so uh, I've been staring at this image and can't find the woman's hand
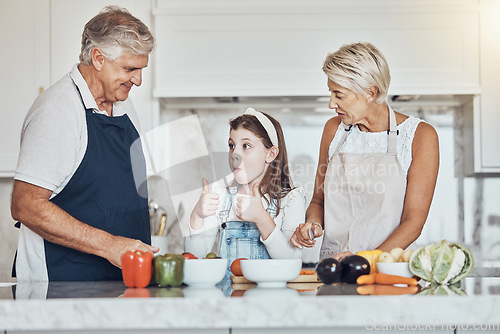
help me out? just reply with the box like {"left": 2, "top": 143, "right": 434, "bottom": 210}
{"left": 190, "top": 178, "right": 219, "bottom": 229}
{"left": 333, "top": 251, "right": 353, "bottom": 261}
{"left": 290, "top": 221, "right": 323, "bottom": 248}
{"left": 235, "top": 183, "right": 268, "bottom": 223}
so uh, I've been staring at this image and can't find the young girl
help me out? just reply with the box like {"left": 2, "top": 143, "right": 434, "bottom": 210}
{"left": 184, "top": 108, "right": 305, "bottom": 271}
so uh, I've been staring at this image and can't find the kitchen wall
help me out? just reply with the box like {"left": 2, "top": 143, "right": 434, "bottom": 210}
{"left": 0, "top": 179, "right": 17, "bottom": 281}
{"left": 154, "top": 96, "right": 500, "bottom": 267}
{"left": 1, "top": 0, "right": 498, "bottom": 281}
{"left": 0, "top": 96, "right": 499, "bottom": 278}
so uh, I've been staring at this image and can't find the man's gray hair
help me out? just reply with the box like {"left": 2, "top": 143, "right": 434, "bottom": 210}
{"left": 79, "top": 6, "right": 155, "bottom": 65}
{"left": 323, "top": 42, "right": 391, "bottom": 104}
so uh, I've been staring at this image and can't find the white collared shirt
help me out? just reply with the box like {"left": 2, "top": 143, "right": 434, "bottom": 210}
{"left": 15, "top": 64, "right": 141, "bottom": 196}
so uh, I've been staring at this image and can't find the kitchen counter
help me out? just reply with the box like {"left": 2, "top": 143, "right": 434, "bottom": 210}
{"left": 0, "top": 277, "right": 499, "bottom": 333}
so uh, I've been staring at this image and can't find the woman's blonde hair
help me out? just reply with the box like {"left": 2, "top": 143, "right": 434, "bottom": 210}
{"left": 322, "top": 42, "right": 391, "bottom": 104}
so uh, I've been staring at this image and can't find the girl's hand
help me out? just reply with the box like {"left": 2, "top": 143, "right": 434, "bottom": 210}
{"left": 235, "top": 183, "right": 267, "bottom": 223}
{"left": 290, "top": 221, "right": 323, "bottom": 248}
{"left": 192, "top": 178, "right": 219, "bottom": 220}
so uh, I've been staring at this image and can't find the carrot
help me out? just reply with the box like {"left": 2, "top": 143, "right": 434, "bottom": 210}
{"left": 300, "top": 269, "right": 315, "bottom": 275}
{"left": 374, "top": 273, "right": 418, "bottom": 286}
{"left": 357, "top": 273, "right": 418, "bottom": 286}
{"left": 357, "top": 274, "right": 376, "bottom": 285}
{"left": 373, "top": 284, "right": 418, "bottom": 295}
{"left": 357, "top": 284, "right": 418, "bottom": 295}
{"left": 357, "top": 285, "right": 376, "bottom": 295}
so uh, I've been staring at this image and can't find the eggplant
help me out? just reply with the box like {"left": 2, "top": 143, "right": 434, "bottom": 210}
{"left": 316, "top": 283, "right": 360, "bottom": 295}
{"left": 340, "top": 255, "right": 371, "bottom": 284}
{"left": 315, "top": 258, "right": 342, "bottom": 284}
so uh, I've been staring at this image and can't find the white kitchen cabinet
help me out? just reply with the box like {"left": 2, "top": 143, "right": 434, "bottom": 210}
{"left": 463, "top": 0, "right": 500, "bottom": 174}
{"left": 152, "top": 0, "right": 480, "bottom": 98}
{"left": 474, "top": 0, "right": 500, "bottom": 172}
{"left": 0, "top": 0, "right": 50, "bottom": 176}
{"left": 153, "top": 0, "right": 500, "bottom": 173}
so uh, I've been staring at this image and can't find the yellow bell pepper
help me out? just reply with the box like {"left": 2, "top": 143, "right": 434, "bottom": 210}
{"left": 356, "top": 250, "right": 383, "bottom": 274}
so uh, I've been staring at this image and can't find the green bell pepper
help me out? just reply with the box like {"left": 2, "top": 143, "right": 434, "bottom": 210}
{"left": 153, "top": 253, "right": 184, "bottom": 287}
{"left": 155, "top": 287, "right": 184, "bottom": 298}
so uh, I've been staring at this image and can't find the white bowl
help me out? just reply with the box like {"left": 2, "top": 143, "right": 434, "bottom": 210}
{"left": 240, "top": 259, "right": 302, "bottom": 288}
{"left": 183, "top": 259, "right": 228, "bottom": 287}
{"left": 244, "top": 286, "right": 300, "bottom": 298}
{"left": 183, "top": 286, "right": 225, "bottom": 299}
{"left": 376, "top": 262, "right": 413, "bottom": 278}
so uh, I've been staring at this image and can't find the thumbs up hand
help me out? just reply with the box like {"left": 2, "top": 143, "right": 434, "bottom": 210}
{"left": 235, "top": 183, "right": 267, "bottom": 223}
{"left": 192, "top": 178, "right": 219, "bottom": 220}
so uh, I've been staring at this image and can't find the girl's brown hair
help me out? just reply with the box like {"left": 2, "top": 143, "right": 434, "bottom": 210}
{"left": 229, "top": 112, "right": 294, "bottom": 216}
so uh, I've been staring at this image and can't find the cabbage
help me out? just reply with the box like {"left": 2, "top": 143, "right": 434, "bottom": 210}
{"left": 409, "top": 240, "right": 473, "bottom": 285}
{"left": 418, "top": 284, "right": 467, "bottom": 296}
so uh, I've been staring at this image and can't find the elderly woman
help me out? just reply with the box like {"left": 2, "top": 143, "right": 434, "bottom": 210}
{"left": 290, "top": 42, "right": 439, "bottom": 260}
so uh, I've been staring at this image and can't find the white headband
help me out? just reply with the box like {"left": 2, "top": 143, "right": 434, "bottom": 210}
{"left": 244, "top": 107, "right": 279, "bottom": 147}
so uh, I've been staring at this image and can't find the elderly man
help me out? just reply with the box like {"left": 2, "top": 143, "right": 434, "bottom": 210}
{"left": 11, "top": 6, "right": 157, "bottom": 281}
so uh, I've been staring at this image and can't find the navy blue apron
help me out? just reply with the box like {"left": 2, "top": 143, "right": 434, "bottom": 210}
{"left": 42, "top": 83, "right": 150, "bottom": 281}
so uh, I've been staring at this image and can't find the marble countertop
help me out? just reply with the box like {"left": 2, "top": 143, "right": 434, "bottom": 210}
{"left": 0, "top": 277, "right": 499, "bottom": 331}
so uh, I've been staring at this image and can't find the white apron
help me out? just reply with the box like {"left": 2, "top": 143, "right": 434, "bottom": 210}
{"left": 320, "top": 106, "right": 407, "bottom": 259}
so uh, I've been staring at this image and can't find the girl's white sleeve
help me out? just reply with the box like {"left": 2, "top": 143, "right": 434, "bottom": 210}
{"left": 261, "top": 187, "right": 305, "bottom": 259}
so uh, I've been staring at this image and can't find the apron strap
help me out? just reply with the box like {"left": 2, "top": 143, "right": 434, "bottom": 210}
{"left": 387, "top": 106, "right": 398, "bottom": 155}
{"left": 265, "top": 198, "right": 278, "bottom": 218}
{"left": 70, "top": 78, "right": 91, "bottom": 111}
{"left": 332, "top": 122, "right": 352, "bottom": 156}
{"left": 219, "top": 186, "right": 237, "bottom": 225}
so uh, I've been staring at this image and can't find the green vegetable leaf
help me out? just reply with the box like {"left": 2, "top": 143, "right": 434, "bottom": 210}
{"left": 409, "top": 245, "right": 432, "bottom": 281}
{"left": 409, "top": 240, "right": 474, "bottom": 285}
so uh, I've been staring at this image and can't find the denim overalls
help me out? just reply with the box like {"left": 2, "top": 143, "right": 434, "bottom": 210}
{"left": 218, "top": 186, "right": 276, "bottom": 276}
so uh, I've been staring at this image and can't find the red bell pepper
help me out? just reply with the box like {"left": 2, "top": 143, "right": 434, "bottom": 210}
{"left": 124, "top": 288, "right": 151, "bottom": 298}
{"left": 121, "top": 250, "right": 153, "bottom": 288}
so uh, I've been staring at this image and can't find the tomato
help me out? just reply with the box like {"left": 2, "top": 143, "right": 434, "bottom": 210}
{"left": 230, "top": 258, "right": 247, "bottom": 276}
{"left": 182, "top": 252, "right": 198, "bottom": 260}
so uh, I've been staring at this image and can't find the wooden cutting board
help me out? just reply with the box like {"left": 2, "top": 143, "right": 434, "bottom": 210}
{"left": 230, "top": 273, "right": 320, "bottom": 284}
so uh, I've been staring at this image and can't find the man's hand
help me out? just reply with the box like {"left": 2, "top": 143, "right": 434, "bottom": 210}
{"left": 11, "top": 180, "right": 158, "bottom": 269}
{"left": 106, "top": 236, "right": 158, "bottom": 268}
